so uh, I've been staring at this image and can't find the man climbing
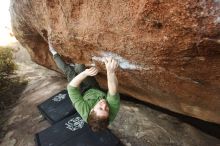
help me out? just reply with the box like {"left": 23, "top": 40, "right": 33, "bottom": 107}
{"left": 49, "top": 42, "right": 120, "bottom": 132}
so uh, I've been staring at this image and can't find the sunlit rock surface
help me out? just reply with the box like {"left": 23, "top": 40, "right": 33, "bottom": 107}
{"left": 10, "top": 0, "right": 220, "bottom": 123}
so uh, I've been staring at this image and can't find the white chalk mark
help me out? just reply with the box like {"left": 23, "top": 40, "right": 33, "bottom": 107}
{"left": 52, "top": 93, "right": 66, "bottom": 102}
{"left": 92, "top": 51, "right": 147, "bottom": 70}
{"left": 215, "top": 17, "right": 220, "bottom": 24}
{"left": 65, "top": 116, "right": 84, "bottom": 131}
{"left": 92, "top": 51, "right": 203, "bottom": 85}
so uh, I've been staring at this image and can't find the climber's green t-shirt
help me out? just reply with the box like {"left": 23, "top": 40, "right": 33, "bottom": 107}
{"left": 67, "top": 85, "right": 120, "bottom": 123}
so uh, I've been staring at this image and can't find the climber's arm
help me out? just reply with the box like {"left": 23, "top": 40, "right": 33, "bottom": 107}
{"left": 104, "top": 57, "right": 118, "bottom": 96}
{"left": 68, "top": 67, "right": 99, "bottom": 88}
{"left": 104, "top": 57, "right": 120, "bottom": 122}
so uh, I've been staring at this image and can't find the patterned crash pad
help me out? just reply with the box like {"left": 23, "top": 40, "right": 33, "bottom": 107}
{"left": 38, "top": 90, "right": 76, "bottom": 124}
{"left": 35, "top": 113, "right": 123, "bottom": 146}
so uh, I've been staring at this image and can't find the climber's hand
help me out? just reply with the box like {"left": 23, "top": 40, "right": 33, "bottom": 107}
{"left": 83, "top": 67, "right": 99, "bottom": 76}
{"left": 104, "top": 57, "right": 118, "bottom": 73}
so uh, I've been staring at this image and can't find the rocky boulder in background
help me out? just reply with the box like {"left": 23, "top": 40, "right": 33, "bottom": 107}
{"left": 10, "top": 0, "right": 220, "bottom": 123}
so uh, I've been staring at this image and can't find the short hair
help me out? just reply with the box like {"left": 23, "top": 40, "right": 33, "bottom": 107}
{"left": 88, "top": 109, "right": 109, "bottom": 132}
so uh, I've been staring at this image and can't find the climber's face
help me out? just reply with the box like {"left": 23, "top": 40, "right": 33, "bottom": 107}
{"left": 93, "top": 99, "right": 109, "bottom": 118}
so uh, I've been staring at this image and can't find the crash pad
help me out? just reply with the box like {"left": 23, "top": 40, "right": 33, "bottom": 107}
{"left": 35, "top": 113, "right": 123, "bottom": 146}
{"left": 38, "top": 90, "right": 76, "bottom": 124}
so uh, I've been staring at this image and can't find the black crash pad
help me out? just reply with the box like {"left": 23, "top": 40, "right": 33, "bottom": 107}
{"left": 38, "top": 90, "right": 76, "bottom": 124}
{"left": 35, "top": 113, "right": 123, "bottom": 146}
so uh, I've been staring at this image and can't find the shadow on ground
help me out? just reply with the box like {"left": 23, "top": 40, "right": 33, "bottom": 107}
{"left": 121, "top": 95, "right": 220, "bottom": 139}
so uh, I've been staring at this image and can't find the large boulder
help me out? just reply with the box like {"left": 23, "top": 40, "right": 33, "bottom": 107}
{"left": 10, "top": 0, "right": 220, "bottom": 123}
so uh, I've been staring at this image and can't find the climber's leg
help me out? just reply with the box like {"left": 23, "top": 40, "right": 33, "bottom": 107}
{"left": 53, "top": 54, "right": 77, "bottom": 82}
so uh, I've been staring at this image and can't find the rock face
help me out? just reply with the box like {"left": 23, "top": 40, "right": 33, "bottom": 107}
{"left": 10, "top": 0, "right": 220, "bottom": 123}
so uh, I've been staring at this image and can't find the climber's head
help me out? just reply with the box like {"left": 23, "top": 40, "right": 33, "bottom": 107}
{"left": 88, "top": 99, "right": 109, "bottom": 132}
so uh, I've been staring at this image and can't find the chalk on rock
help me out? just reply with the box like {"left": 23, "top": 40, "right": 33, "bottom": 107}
{"left": 37, "top": 90, "right": 76, "bottom": 124}
{"left": 35, "top": 113, "right": 123, "bottom": 146}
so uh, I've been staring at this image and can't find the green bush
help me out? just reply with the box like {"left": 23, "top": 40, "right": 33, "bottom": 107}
{"left": 0, "top": 46, "right": 27, "bottom": 140}
{"left": 0, "top": 46, "right": 21, "bottom": 108}
{"left": 0, "top": 46, "right": 27, "bottom": 103}
{"left": 0, "top": 46, "right": 16, "bottom": 82}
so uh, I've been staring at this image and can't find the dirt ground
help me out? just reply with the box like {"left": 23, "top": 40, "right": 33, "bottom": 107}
{"left": 0, "top": 43, "right": 220, "bottom": 146}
